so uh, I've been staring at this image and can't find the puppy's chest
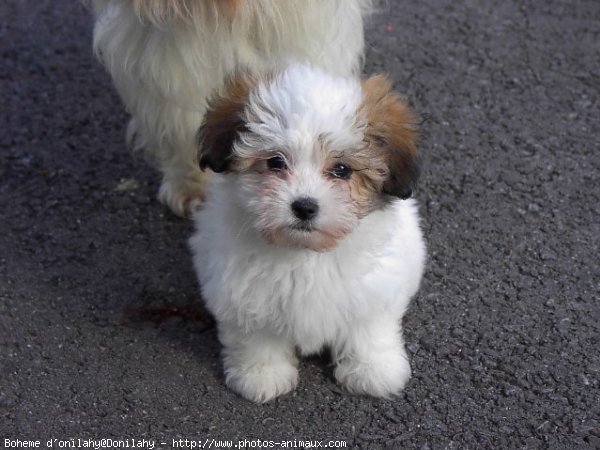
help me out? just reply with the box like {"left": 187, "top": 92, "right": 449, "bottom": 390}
{"left": 230, "top": 251, "right": 369, "bottom": 331}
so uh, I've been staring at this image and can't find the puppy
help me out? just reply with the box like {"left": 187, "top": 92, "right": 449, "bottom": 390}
{"left": 91, "top": 0, "right": 372, "bottom": 216}
{"left": 189, "top": 64, "right": 426, "bottom": 402}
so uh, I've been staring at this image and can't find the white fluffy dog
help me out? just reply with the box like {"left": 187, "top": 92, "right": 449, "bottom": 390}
{"left": 91, "top": 0, "right": 372, "bottom": 216}
{"left": 189, "top": 64, "right": 426, "bottom": 402}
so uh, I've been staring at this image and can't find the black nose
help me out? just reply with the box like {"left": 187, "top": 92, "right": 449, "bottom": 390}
{"left": 291, "top": 197, "right": 319, "bottom": 221}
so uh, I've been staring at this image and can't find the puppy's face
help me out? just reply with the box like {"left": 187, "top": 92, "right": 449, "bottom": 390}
{"left": 198, "top": 65, "right": 420, "bottom": 251}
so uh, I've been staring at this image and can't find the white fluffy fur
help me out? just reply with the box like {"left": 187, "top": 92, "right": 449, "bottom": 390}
{"left": 189, "top": 65, "right": 426, "bottom": 402}
{"left": 92, "top": 0, "right": 372, "bottom": 216}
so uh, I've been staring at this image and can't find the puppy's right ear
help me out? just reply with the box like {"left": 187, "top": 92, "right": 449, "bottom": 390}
{"left": 197, "top": 75, "right": 255, "bottom": 173}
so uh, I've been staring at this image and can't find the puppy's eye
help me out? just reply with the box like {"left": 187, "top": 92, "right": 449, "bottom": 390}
{"left": 267, "top": 155, "right": 288, "bottom": 171}
{"left": 330, "top": 163, "right": 352, "bottom": 179}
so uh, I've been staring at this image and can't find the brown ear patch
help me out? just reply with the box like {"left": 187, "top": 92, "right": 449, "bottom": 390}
{"left": 360, "top": 75, "right": 420, "bottom": 199}
{"left": 197, "top": 74, "right": 257, "bottom": 173}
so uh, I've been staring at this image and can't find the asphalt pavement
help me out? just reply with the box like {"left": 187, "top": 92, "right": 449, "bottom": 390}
{"left": 1, "top": 0, "right": 599, "bottom": 448}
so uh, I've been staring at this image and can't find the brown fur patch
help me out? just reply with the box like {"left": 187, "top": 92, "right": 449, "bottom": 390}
{"left": 347, "top": 166, "right": 386, "bottom": 216}
{"left": 198, "top": 72, "right": 279, "bottom": 173}
{"left": 360, "top": 75, "right": 419, "bottom": 199}
{"left": 221, "top": 0, "right": 242, "bottom": 18}
{"left": 197, "top": 73, "right": 257, "bottom": 173}
{"left": 322, "top": 151, "right": 387, "bottom": 217}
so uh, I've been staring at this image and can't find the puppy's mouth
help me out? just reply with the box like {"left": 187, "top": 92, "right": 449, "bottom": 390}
{"left": 290, "top": 222, "right": 316, "bottom": 232}
{"left": 261, "top": 223, "right": 343, "bottom": 252}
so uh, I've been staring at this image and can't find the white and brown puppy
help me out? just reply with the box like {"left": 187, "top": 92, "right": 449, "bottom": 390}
{"left": 189, "top": 64, "right": 426, "bottom": 402}
{"left": 91, "top": 0, "right": 372, "bottom": 216}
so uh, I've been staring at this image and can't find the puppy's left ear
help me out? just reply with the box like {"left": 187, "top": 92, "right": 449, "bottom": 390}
{"left": 361, "top": 75, "right": 420, "bottom": 199}
{"left": 197, "top": 74, "right": 255, "bottom": 173}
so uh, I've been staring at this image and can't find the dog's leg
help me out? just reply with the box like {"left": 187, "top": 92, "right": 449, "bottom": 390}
{"left": 129, "top": 105, "right": 209, "bottom": 217}
{"left": 218, "top": 326, "right": 298, "bottom": 403}
{"left": 333, "top": 316, "right": 412, "bottom": 398}
{"left": 157, "top": 159, "right": 209, "bottom": 218}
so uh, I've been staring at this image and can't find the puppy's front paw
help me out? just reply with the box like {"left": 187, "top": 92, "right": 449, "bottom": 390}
{"left": 225, "top": 362, "right": 299, "bottom": 403}
{"left": 334, "top": 350, "right": 411, "bottom": 398}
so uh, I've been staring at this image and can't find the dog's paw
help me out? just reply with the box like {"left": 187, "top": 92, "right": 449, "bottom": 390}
{"left": 334, "top": 350, "right": 411, "bottom": 398}
{"left": 158, "top": 170, "right": 208, "bottom": 217}
{"left": 225, "top": 362, "right": 299, "bottom": 403}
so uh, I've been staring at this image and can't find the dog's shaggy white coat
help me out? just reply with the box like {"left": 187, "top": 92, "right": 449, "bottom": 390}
{"left": 92, "top": 0, "right": 372, "bottom": 216}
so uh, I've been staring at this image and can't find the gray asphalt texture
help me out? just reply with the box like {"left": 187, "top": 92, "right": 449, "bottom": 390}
{"left": 1, "top": 0, "right": 599, "bottom": 448}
